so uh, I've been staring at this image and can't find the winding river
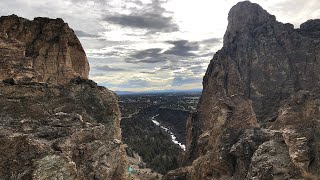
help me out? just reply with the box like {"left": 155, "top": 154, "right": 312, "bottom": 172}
{"left": 151, "top": 114, "right": 186, "bottom": 151}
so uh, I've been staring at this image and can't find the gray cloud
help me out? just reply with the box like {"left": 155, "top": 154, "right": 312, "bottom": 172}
{"left": 118, "top": 79, "right": 150, "bottom": 88}
{"left": 131, "top": 48, "right": 162, "bottom": 59}
{"left": 164, "top": 40, "right": 199, "bottom": 57}
{"left": 69, "top": 0, "right": 104, "bottom": 3}
{"left": 125, "top": 48, "right": 167, "bottom": 63}
{"left": 98, "top": 81, "right": 117, "bottom": 88}
{"left": 74, "top": 30, "right": 100, "bottom": 38}
{"left": 172, "top": 76, "right": 202, "bottom": 86}
{"left": 124, "top": 39, "right": 208, "bottom": 64}
{"left": 140, "top": 71, "right": 157, "bottom": 74}
{"left": 103, "top": 0, "right": 179, "bottom": 33}
{"left": 201, "top": 38, "right": 222, "bottom": 45}
{"left": 160, "top": 65, "right": 181, "bottom": 71}
{"left": 188, "top": 65, "right": 206, "bottom": 75}
{"left": 93, "top": 65, "right": 128, "bottom": 72}
{"left": 105, "top": 13, "right": 178, "bottom": 32}
{"left": 125, "top": 57, "right": 166, "bottom": 64}
{"left": 87, "top": 49, "right": 129, "bottom": 58}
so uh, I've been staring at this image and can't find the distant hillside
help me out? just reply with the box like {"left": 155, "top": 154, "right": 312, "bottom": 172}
{"left": 115, "top": 89, "right": 202, "bottom": 95}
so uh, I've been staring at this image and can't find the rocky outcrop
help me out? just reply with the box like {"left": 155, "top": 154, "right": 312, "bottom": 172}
{"left": 163, "top": 166, "right": 192, "bottom": 180}
{"left": 166, "top": 1, "right": 320, "bottom": 179}
{"left": 0, "top": 15, "right": 128, "bottom": 180}
{"left": 0, "top": 79, "right": 127, "bottom": 179}
{"left": 0, "top": 15, "right": 89, "bottom": 85}
{"left": 0, "top": 79, "right": 128, "bottom": 180}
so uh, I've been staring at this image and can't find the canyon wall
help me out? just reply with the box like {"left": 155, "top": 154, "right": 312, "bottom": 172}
{"left": 0, "top": 15, "right": 128, "bottom": 180}
{"left": 165, "top": 1, "right": 320, "bottom": 179}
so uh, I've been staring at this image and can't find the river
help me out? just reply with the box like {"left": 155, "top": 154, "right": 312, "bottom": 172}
{"left": 151, "top": 114, "right": 186, "bottom": 151}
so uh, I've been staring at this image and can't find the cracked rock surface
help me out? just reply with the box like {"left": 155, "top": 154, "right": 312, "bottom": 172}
{"left": 0, "top": 80, "right": 128, "bottom": 180}
{"left": 165, "top": 1, "right": 320, "bottom": 179}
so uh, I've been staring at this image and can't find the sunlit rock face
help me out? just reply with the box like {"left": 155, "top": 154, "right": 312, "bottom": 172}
{"left": 0, "top": 15, "right": 89, "bottom": 85}
{"left": 0, "top": 15, "right": 128, "bottom": 180}
{"left": 165, "top": 1, "right": 320, "bottom": 179}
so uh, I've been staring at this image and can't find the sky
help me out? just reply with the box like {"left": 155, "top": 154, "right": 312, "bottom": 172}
{"left": 1, "top": 0, "right": 319, "bottom": 91}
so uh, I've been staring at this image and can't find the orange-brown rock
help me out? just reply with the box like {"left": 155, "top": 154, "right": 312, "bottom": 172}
{"left": 0, "top": 15, "right": 89, "bottom": 85}
{"left": 167, "top": 1, "right": 320, "bottom": 179}
{"left": 0, "top": 15, "right": 128, "bottom": 180}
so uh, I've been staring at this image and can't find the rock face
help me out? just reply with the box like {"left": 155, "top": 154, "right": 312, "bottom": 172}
{"left": 0, "top": 15, "right": 128, "bottom": 180}
{"left": 0, "top": 15, "right": 89, "bottom": 85}
{"left": 165, "top": 1, "right": 320, "bottom": 179}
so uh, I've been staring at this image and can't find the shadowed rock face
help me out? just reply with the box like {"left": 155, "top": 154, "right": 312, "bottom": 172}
{"left": 165, "top": 1, "right": 320, "bottom": 180}
{"left": 0, "top": 15, "right": 89, "bottom": 85}
{"left": 0, "top": 15, "right": 128, "bottom": 180}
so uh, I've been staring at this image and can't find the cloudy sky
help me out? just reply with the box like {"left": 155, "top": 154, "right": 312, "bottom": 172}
{"left": 1, "top": 0, "right": 319, "bottom": 91}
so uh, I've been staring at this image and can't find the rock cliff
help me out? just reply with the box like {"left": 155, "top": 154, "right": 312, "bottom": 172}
{"left": 0, "top": 15, "right": 127, "bottom": 180}
{"left": 165, "top": 1, "right": 320, "bottom": 179}
{"left": 0, "top": 15, "right": 89, "bottom": 85}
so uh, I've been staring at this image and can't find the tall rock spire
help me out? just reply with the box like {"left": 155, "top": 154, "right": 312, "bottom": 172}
{"left": 165, "top": 1, "right": 320, "bottom": 179}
